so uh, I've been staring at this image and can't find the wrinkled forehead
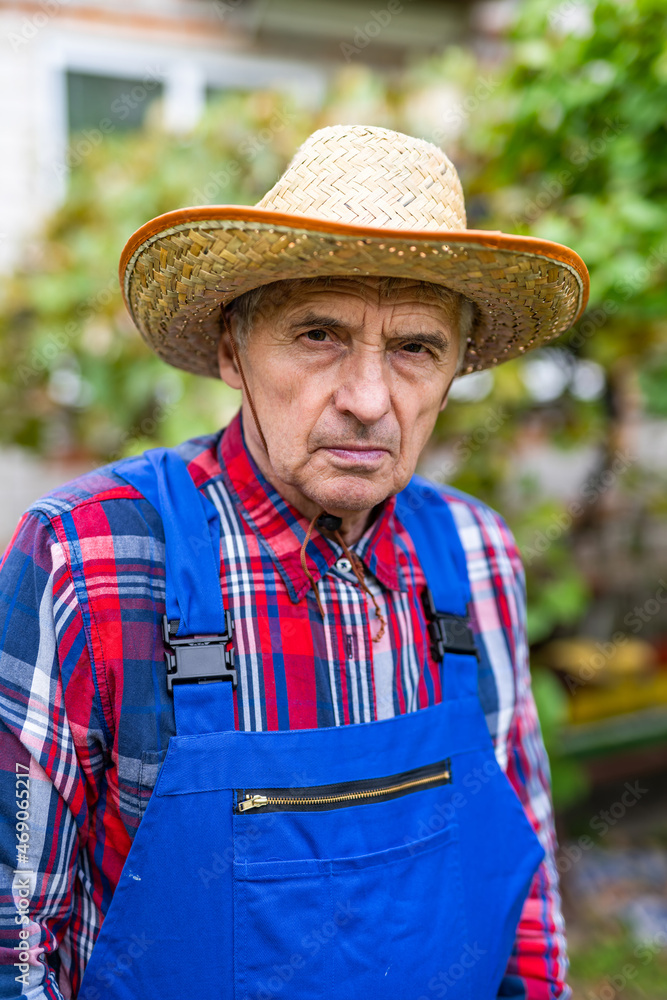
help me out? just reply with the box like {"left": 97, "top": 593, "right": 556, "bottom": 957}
{"left": 251, "top": 275, "right": 460, "bottom": 318}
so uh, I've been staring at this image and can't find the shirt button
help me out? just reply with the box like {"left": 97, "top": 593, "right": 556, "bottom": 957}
{"left": 336, "top": 557, "right": 353, "bottom": 573}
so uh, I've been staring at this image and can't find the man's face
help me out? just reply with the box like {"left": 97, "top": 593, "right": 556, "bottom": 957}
{"left": 218, "top": 277, "right": 460, "bottom": 517}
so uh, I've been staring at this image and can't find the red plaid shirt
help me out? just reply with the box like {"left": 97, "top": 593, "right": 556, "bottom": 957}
{"left": 0, "top": 412, "right": 569, "bottom": 998}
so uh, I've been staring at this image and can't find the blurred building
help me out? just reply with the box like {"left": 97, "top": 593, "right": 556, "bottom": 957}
{"left": 0, "top": 0, "right": 497, "bottom": 274}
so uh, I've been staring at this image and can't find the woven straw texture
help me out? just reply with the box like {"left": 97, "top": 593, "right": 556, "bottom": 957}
{"left": 122, "top": 125, "right": 588, "bottom": 379}
{"left": 257, "top": 125, "right": 467, "bottom": 230}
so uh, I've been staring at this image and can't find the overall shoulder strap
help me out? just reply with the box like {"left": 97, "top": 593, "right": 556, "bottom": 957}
{"left": 114, "top": 448, "right": 235, "bottom": 734}
{"left": 395, "top": 475, "right": 479, "bottom": 700}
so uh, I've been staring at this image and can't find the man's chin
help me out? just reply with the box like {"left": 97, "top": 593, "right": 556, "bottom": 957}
{"left": 308, "top": 474, "right": 394, "bottom": 515}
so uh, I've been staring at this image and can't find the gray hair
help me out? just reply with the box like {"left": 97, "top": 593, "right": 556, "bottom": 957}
{"left": 224, "top": 276, "right": 475, "bottom": 374}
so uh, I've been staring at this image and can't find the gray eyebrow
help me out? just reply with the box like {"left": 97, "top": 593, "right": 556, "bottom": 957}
{"left": 289, "top": 312, "right": 345, "bottom": 329}
{"left": 290, "top": 313, "right": 451, "bottom": 352}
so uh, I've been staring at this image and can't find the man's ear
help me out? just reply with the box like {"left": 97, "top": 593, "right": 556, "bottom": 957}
{"left": 217, "top": 315, "right": 243, "bottom": 391}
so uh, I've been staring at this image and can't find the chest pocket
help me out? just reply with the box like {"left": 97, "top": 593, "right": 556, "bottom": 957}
{"left": 232, "top": 758, "right": 470, "bottom": 1000}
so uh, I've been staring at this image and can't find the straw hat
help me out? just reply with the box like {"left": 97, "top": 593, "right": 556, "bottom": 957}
{"left": 119, "top": 124, "right": 589, "bottom": 379}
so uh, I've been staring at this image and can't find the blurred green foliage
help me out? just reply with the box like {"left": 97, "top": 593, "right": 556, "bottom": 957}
{"left": 1, "top": 3, "right": 666, "bottom": 809}
{"left": 428, "top": 0, "right": 667, "bottom": 654}
{"left": 460, "top": 0, "right": 667, "bottom": 364}
{"left": 568, "top": 923, "right": 667, "bottom": 997}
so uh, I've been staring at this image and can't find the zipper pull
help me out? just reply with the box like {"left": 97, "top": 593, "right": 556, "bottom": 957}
{"left": 238, "top": 794, "right": 269, "bottom": 813}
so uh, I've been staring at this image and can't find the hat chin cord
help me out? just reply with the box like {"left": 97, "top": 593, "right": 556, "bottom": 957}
{"left": 220, "top": 306, "right": 386, "bottom": 640}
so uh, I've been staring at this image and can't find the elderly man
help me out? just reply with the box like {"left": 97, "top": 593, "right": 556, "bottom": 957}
{"left": 0, "top": 126, "right": 588, "bottom": 1000}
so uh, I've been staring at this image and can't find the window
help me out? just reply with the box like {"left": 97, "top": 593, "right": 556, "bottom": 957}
{"left": 66, "top": 71, "right": 164, "bottom": 134}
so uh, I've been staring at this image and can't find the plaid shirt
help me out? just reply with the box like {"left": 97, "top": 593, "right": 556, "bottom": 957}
{"left": 0, "top": 412, "right": 569, "bottom": 999}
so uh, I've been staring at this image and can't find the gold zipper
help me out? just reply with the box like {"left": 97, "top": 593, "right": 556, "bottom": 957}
{"left": 237, "top": 763, "right": 451, "bottom": 813}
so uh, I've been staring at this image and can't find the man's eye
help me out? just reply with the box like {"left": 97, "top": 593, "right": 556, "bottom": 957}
{"left": 305, "top": 329, "right": 329, "bottom": 342}
{"left": 402, "top": 342, "right": 425, "bottom": 354}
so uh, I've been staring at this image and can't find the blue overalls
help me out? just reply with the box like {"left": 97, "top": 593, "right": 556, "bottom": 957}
{"left": 76, "top": 449, "right": 545, "bottom": 1000}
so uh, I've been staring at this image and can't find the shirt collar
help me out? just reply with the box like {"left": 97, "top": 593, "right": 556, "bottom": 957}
{"left": 217, "top": 412, "right": 404, "bottom": 603}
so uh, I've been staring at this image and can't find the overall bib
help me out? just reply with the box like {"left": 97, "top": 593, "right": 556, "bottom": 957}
{"left": 77, "top": 450, "right": 545, "bottom": 1000}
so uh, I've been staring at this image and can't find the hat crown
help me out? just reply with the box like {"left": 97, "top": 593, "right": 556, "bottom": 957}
{"left": 256, "top": 124, "right": 467, "bottom": 231}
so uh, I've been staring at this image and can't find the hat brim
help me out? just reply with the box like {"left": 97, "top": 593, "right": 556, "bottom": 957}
{"left": 119, "top": 206, "right": 589, "bottom": 379}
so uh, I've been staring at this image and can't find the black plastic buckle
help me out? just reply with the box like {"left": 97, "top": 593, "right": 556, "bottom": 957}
{"left": 162, "top": 612, "right": 236, "bottom": 693}
{"left": 421, "top": 587, "right": 479, "bottom": 662}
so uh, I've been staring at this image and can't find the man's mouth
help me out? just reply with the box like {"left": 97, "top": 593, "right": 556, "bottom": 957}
{"left": 323, "top": 446, "right": 390, "bottom": 466}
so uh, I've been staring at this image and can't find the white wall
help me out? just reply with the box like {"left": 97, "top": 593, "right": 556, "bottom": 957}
{"left": 0, "top": 2, "right": 326, "bottom": 273}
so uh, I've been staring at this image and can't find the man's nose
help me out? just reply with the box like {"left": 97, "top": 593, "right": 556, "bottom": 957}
{"left": 333, "top": 348, "right": 392, "bottom": 425}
